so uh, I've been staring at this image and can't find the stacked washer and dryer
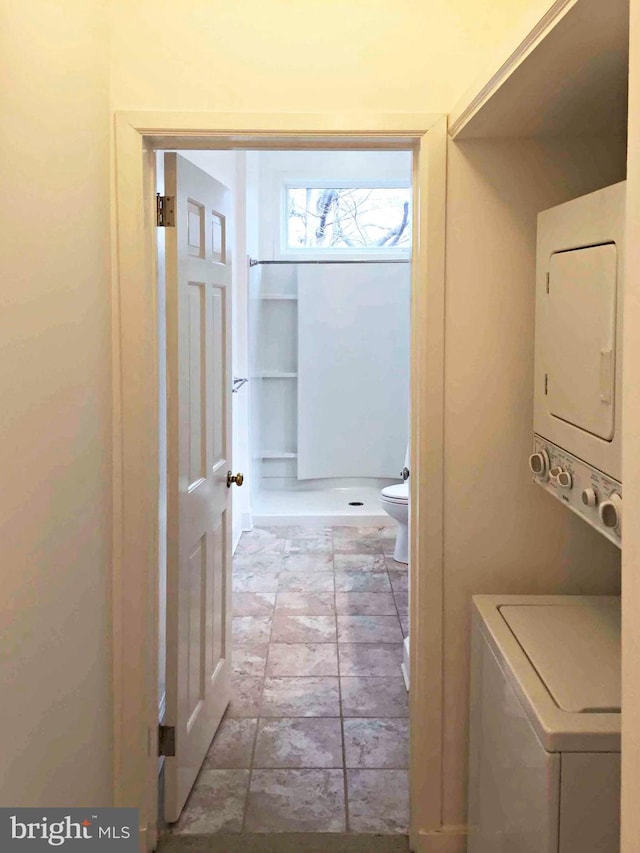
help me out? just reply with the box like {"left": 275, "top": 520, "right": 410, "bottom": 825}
{"left": 468, "top": 183, "right": 625, "bottom": 853}
{"left": 529, "top": 182, "right": 625, "bottom": 545}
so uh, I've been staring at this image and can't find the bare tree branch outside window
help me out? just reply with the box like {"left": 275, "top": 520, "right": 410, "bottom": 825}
{"left": 287, "top": 187, "right": 411, "bottom": 249}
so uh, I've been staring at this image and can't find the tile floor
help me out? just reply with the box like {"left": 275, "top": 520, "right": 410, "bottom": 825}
{"left": 170, "top": 525, "right": 409, "bottom": 836}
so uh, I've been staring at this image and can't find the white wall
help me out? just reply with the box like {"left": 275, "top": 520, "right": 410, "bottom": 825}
{"left": 0, "top": 0, "right": 113, "bottom": 807}
{"left": 441, "top": 136, "right": 626, "bottom": 828}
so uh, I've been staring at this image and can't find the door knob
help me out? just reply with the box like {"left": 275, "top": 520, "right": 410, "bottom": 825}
{"left": 227, "top": 471, "right": 244, "bottom": 488}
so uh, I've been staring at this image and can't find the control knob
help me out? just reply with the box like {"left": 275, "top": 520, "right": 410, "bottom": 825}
{"left": 528, "top": 450, "right": 550, "bottom": 478}
{"left": 581, "top": 488, "right": 598, "bottom": 508}
{"left": 599, "top": 493, "right": 622, "bottom": 532}
{"left": 556, "top": 470, "right": 573, "bottom": 490}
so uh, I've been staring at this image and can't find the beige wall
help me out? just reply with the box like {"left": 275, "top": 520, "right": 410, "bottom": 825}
{"left": 0, "top": 0, "right": 113, "bottom": 806}
{"left": 622, "top": 2, "right": 640, "bottom": 851}
{"left": 109, "top": 0, "right": 552, "bottom": 114}
{"left": 442, "top": 136, "right": 626, "bottom": 827}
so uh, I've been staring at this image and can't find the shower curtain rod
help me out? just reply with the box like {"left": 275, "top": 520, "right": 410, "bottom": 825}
{"left": 249, "top": 258, "right": 410, "bottom": 266}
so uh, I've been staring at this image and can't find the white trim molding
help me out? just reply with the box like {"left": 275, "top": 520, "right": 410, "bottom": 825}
{"left": 111, "top": 111, "right": 446, "bottom": 850}
{"left": 408, "top": 114, "right": 448, "bottom": 848}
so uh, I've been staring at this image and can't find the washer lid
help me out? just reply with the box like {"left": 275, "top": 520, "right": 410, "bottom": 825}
{"left": 499, "top": 599, "right": 621, "bottom": 713}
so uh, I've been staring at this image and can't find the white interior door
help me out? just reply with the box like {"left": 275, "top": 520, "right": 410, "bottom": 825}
{"left": 164, "top": 152, "right": 233, "bottom": 822}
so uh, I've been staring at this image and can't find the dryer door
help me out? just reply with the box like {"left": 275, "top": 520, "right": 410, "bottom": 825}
{"left": 545, "top": 244, "right": 618, "bottom": 441}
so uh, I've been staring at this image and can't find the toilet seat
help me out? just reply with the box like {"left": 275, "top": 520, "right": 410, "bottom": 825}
{"left": 381, "top": 483, "right": 409, "bottom": 504}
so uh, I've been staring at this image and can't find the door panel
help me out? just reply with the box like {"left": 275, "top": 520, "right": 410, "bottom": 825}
{"left": 187, "top": 536, "right": 206, "bottom": 724}
{"left": 164, "top": 153, "right": 233, "bottom": 823}
{"left": 546, "top": 244, "right": 617, "bottom": 440}
{"left": 212, "top": 287, "right": 226, "bottom": 463}
{"left": 187, "top": 282, "right": 206, "bottom": 486}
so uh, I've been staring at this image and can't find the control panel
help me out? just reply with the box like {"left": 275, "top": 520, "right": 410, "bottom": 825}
{"left": 529, "top": 434, "right": 622, "bottom": 548}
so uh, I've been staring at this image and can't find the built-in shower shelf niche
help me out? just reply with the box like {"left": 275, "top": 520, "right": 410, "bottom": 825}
{"left": 253, "top": 372, "right": 298, "bottom": 379}
{"left": 259, "top": 295, "right": 298, "bottom": 301}
{"left": 252, "top": 262, "right": 299, "bottom": 484}
{"left": 255, "top": 373, "right": 297, "bottom": 459}
{"left": 255, "top": 298, "right": 297, "bottom": 374}
{"left": 258, "top": 455, "right": 298, "bottom": 481}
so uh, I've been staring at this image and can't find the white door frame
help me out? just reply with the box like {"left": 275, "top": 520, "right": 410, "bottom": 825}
{"left": 112, "top": 111, "right": 448, "bottom": 853}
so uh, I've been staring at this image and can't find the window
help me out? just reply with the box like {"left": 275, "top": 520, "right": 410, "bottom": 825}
{"left": 285, "top": 186, "right": 411, "bottom": 252}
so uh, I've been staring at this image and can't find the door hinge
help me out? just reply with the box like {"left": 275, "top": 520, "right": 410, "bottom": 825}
{"left": 156, "top": 194, "right": 175, "bottom": 227}
{"left": 158, "top": 725, "right": 176, "bottom": 757}
{"left": 546, "top": 272, "right": 550, "bottom": 293}
{"left": 544, "top": 373, "right": 548, "bottom": 395}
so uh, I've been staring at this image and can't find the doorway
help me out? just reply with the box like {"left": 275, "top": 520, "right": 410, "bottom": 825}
{"left": 157, "top": 147, "right": 412, "bottom": 836}
{"left": 112, "top": 112, "right": 446, "bottom": 853}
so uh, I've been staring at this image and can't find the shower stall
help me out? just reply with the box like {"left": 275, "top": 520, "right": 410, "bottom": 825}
{"left": 248, "top": 258, "right": 410, "bottom": 525}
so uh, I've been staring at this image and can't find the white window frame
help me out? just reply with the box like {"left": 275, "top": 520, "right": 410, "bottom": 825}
{"left": 279, "top": 177, "right": 412, "bottom": 261}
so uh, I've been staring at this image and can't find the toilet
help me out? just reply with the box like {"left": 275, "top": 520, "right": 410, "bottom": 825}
{"left": 380, "top": 481, "right": 409, "bottom": 563}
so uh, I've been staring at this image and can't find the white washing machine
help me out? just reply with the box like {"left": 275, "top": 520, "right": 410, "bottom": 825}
{"left": 530, "top": 182, "right": 626, "bottom": 547}
{"left": 468, "top": 594, "right": 621, "bottom": 853}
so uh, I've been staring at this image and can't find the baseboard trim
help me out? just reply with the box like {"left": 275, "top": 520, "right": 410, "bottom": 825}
{"left": 411, "top": 827, "right": 467, "bottom": 853}
{"left": 157, "top": 833, "right": 409, "bottom": 852}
